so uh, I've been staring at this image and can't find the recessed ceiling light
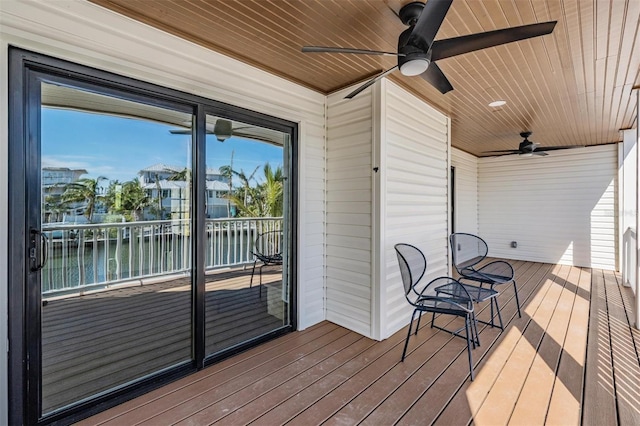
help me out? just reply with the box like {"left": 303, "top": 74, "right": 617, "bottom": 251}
{"left": 488, "top": 100, "right": 507, "bottom": 107}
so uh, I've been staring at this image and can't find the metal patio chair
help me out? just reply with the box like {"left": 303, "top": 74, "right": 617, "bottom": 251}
{"left": 450, "top": 233, "right": 521, "bottom": 330}
{"left": 394, "top": 243, "right": 478, "bottom": 381}
{"left": 250, "top": 230, "right": 283, "bottom": 297}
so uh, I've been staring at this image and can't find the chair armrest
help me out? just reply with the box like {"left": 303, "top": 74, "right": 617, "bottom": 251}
{"left": 416, "top": 294, "right": 473, "bottom": 313}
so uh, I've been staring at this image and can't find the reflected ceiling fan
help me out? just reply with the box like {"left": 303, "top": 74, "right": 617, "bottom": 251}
{"left": 169, "top": 119, "right": 268, "bottom": 143}
{"left": 481, "top": 132, "right": 583, "bottom": 157}
{"left": 301, "top": 0, "right": 556, "bottom": 99}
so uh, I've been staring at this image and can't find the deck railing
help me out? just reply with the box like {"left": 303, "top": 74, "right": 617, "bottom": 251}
{"left": 41, "top": 217, "right": 283, "bottom": 296}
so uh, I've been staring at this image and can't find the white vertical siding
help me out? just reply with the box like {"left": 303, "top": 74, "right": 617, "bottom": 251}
{"left": 451, "top": 148, "right": 479, "bottom": 235}
{"left": 478, "top": 144, "right": 617, "bottom": 269}
{"left": 0, "top": 2, "right": 327, "bottom": 418}
{"left": 325, "top": 89, "right": 374, "bottom": 337}
{"left": 381, "top": 81, "right": 450, "bottom": 338}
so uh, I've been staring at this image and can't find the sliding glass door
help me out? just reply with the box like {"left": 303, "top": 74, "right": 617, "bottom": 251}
{"left": 8, "top": 48, "right": 295, "bottom": 425}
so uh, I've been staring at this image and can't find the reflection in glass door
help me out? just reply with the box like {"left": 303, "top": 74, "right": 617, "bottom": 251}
{"left": 38, "top": 82, "right": 194, "bottom": 415}
{"left": 203, "top": 115, "right": 291, "bottom": 356}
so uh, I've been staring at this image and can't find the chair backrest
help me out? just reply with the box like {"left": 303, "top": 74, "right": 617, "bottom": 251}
{"left": 394, "top": 243, "right": 426, "bottom": 297}
{"left": 254, "top": 230, "right": 283, "bottom": 260}
{"left": 450, "top": 233, "right": 488, "bottom": 273}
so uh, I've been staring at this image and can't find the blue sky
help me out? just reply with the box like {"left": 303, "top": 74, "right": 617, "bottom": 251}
{"left": 41, "top": 108, "right": 284, "bottom": 185}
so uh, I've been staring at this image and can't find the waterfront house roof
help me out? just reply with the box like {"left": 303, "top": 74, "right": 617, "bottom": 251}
{"left": 139, "top": 163, "right": 222, "bottom": 176}
{"left": 141, "top": 180, "right": 228, "bottom": 191}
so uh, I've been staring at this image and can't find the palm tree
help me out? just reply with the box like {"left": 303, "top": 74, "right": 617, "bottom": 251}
{"left": 120, "top": 180, "right": 151, "bottom": 221}
{"left": 224, "top": 163, "right": 284, "bottom": 218}
{"left": 154, "top": 173, "right": 164, "bottom": 219}
{"left": 261, "top": 163, "right": 284, "bottom": 217}
{"left": 62, "top": 176, "right": 108, "bottom": 222}
{"left": 168, "top": 167, "right": 192, "bottom": 227}
{"left": 219, "top": 150, "right": 235, "bottom": 216}
{"left": 234, "top": 165, "right": 260, "bottom": 206}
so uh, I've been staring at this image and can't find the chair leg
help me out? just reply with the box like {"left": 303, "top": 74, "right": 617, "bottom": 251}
{"left": 490, "top": 294, "right": 495, "bottom": 326}
{"left": 493, "top": 297, "right": 504, "bottom": 330}
{"left": 471, "top": 311, "right": 480, "bottom": 347}
{"left": 258, "top": 264, "right": 265, "bottom": 298}
{"left": 415, "top": 312, "right": 422, "bottom": 335}
{"left": 465, "top": 315, "right": 475, "bottom": 381}
{"left": 513, "top": 280, "right": 522, "bottom": 318}
{"left": 250, "top": 260, "right": 258, "bottom": 287}
{"left": 402, "top": 310, "right": 418, "bottom": 361}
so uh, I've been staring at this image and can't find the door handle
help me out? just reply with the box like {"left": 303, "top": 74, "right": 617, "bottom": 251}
{"left": 29, "top": 228, "right": 48, "bottom": 271}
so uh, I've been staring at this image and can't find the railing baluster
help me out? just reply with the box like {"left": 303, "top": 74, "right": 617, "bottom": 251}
{"left": 116, "top": 227, "right": 122, "bottom": 281}
{"left": 138, "top": 225, "right": 144, "bottom": 277}
{"left": 128, "top": 225, "right": 134, "bottom": 279}
{"left": 77, "top": 229, "right": 85, "bottom": 288}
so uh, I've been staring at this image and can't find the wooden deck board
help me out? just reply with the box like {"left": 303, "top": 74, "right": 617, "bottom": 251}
{"left": 583, "top": 269, "right": 619, "bottom": 425}
{"left": 545, "top": 267, "right": 591, "bottom": 424}
{"left": 76, "top": 262, "right": 636, "bottom": 426}
{"left": 603, "top": 270, "right": 640, "bottom": 425}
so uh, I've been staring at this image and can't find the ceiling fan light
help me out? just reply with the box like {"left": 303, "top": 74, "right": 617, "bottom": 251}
{"left": 213, "top": 119, "right": 233, "bottom": 142}
{"left": 400, "top": 59, "right": 429, "bottom": 76}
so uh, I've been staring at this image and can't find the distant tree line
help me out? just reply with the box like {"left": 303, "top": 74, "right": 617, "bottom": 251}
{"left": 45, "top": 162, "right": 284, "bottom": 223}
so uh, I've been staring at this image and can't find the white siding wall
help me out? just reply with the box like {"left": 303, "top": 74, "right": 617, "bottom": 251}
{"left": 619, "top": 129, "right": 637, "bottom": 288}
{"left": 0, "top": 2, "right": 327, "bottom": 420}
{"left": 325, "top": 89, "right": 374, "bottom": 336}
{"left": 478, "top": 144, "right": 617, "bottom": 269}
{"left": 451, "top": 148, "right": 479, "bottom": 235}
{"left": 380, "top": 81, "right": 450, "bottom": 338}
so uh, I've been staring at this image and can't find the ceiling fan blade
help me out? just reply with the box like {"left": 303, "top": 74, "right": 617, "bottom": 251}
{"left": 345, "top": 66, "right": 398, "bottom": 99}
{"left": 230, "top": 131, "right": 276, "bottom": 145}
{"left": 420, "top": 62, "right": 453, "bottom": 94}
{"left": 481, "top": 152, "right": 520, "bottom": 157}
{"left": 529, "top": 151, "right": 549, "bottom": 156}
{"left": 482, "top": 149, "right": 521, "bottom": 153}
{"left": 534, "top": 145, "right": 585, "bottom": 152}
{"left": 302, "top": 46, "right": 403, "bottom": 57}
{"left": 170, "top": 129, "right": 215, "bottom": 135}
{"left": 409, "top": 0, "right": 453, "bottom": 51}
{"left": 430, "top": 21, "right": 557, "bottom": 61}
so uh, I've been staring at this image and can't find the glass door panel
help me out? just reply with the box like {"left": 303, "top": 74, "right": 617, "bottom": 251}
{"left": 39, "top": 82, "right": 194, "bottom": 414}
{"left": 203, "top": 115, "right": 291, "bottom": 356}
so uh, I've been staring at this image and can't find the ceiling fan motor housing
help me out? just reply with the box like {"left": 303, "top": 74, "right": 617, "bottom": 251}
{"left": 398, "top": 27, "right": 430, "bottom": 76}
{"left": 398, "top": 1, "right": 425, "bottom": 26}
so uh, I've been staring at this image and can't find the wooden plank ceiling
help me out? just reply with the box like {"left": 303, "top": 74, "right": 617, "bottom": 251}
{"left": 89, "top": 0, "right": 639, "bottom": 157}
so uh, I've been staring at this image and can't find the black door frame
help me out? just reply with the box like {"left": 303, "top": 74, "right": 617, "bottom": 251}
{"left": 8, "top": 47, "right": 298, "bottom": 425}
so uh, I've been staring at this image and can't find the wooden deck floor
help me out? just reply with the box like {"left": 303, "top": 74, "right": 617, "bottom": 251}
{"left": 77, "top": 261, "right": 640, "bottom": 425}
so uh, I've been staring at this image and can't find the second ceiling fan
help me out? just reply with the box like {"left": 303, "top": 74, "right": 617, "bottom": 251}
{"left": 481, "top": 132, "right": 583, "bottom": 157}
{"left": 302, "top": 0, "right": 556, "bottom": 99}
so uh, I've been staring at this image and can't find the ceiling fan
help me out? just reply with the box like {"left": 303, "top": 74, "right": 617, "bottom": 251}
{"left": 170, "top": 119, "right": 269, "bottom": 143}
{"left": 301, "top": 0, "right": 556, "bottom": 99}
{"left": 481, "top": 132, "right": 583, "bottom": 157}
